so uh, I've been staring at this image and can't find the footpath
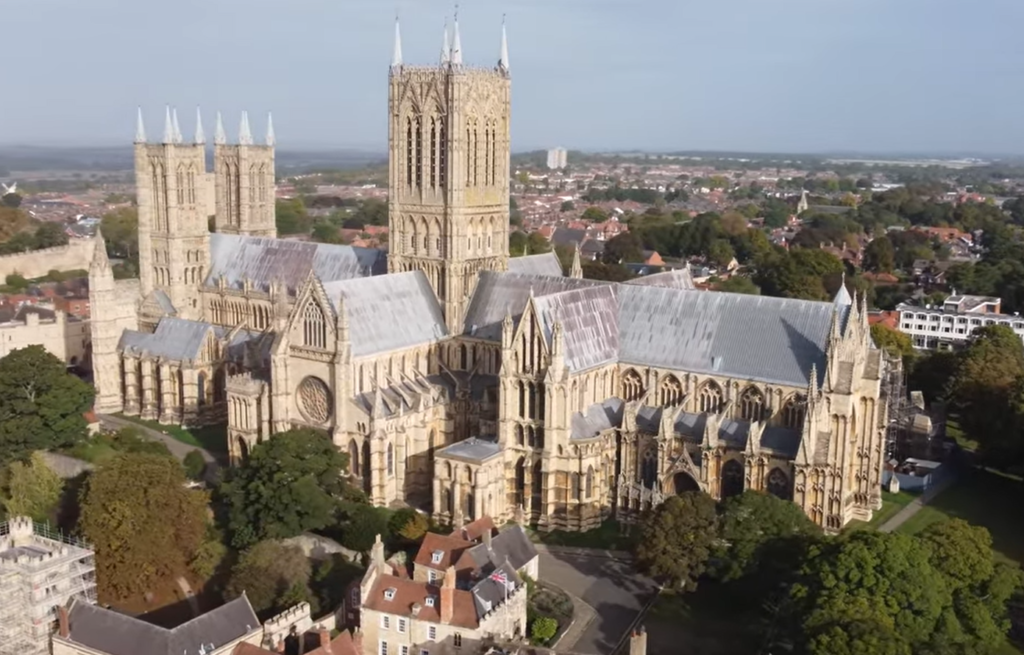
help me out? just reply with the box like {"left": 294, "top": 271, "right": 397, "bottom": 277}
{"left": 98, "top": 414, "right": 221, "bottom": 484}
{"left": 878, "top": 474, "right": 957, "bottom": 533}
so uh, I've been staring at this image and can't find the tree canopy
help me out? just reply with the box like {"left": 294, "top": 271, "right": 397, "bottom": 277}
{"left": 714, "top": 491, "right": 817, "bottom": 582}
{"left": 221, "top": 429, "right": 352, "bottom": 548}
{"left": 2, "top": 451, "right": 63, "bottom": 521}
{"left": 634, "top": 492, "right": 718, "bottom": 590}
{"left": 225, "top": 540, "right": 313, "bottom": 617}
{"left": 0, "top": 346, "right": 94, "bottom": 465}
{"left": 79, "top": 453, "right": 208, "bottom": 600}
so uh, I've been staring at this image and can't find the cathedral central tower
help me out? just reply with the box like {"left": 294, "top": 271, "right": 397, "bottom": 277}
{"left": 386, "top": 17, "right": 512, "bottom": 332}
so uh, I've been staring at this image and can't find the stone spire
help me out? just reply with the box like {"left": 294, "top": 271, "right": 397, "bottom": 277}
{"left": 90, "top": 230, "right": 112, "bottom": 275}
{"left": 171, "top": 107, "right": 183, "bottom": 143}
{"left": 163, "top": 105, "right": 174, "bottom": 144}
{"left": 797, "top": 189, "right": 809, "bottom": 214}
{"left": 441, "top": 20, "right": 451, "bottom": 65}
{"left": 135, "top": 107, "right": 146, "bottom": 144}
{"left": 498, "top": 16, "right": 509, "bottom": 73}
{"left": 833, "top": 272, "right": 852, "bottom": 307}
{"left": 266, "top": 112, "right": 275, "bottom": 147}
{"left": 214, "top": 111, "right": 227, "bottom": 145}
{"left": 239, "top": 111, "right": 253, "bottom": 146}
{"left": 194, "top": 107, "right": 205, "bottom": 144}
{"left": 451, "top": 9, "right": 463, "bottom": 65}
{"left": 391, "top": 16, "right": 403, "bottom": 68}
{"left": 570, "top": 242, "right": 583, "bottom": 279}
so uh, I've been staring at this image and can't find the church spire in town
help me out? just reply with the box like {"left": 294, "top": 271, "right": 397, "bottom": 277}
{"left": 239, "top": 110, "right": 253, "bottom": 146}
{"left": 171, "top": 107, "right": 183, "bottom": 143}
{"left": 450, "top": 7, "right": 463, "bottom": 65}
{"left": 570, "top": 242, "right": 583, "bottom": 279}
{"left": 441, "top": 19, "right": 451, "bottom": 65}
{"left": 163, "top": 105, "right": 174, "bottom": 144}
{"left": 265, "top": 112, "right": 275, "bottom": 146}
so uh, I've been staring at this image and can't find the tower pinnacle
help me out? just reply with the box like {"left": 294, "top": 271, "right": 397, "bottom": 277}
{"left": 171, "top": 107, "right": 183, "bottom": 144}
{"left": 239, "top": 110, "right": 253, "bottom": 146}
{"left": 499, "top": 16, "right": 509, "bottom": 73}
{"left": 392, "top": 16, "right": 403, "bottom": 68}
{"left": 266, "top": 112, "right": 275, "bottom": 146}
{"left": 451, "top": 8, "right": 463, "bottom": 65}
{"left": 441, "top": 19, "right": 451, "bottom": 65}
{"left": 194, "top": 107, "right": 205, "bottom": 144}
{"left": 135, "top": 107, "right": 147, "bottom": 144}
{"left": 163, "top": 106, "right": 174, "bottom": 144}
{"left": 214, "top": 111, "right": 227, "bottom": 145}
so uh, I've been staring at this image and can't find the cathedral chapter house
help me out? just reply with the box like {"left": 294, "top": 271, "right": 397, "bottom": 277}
{"left": 88, "top": 20, "right": 895, "bottom": 534}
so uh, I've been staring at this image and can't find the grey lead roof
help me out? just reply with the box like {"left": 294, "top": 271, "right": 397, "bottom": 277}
{"left": 616, "top": 285, "right": 835, "bottom": 387}
{"left": 570, "top": 398, "right": 625, "bottom": 440}
{"left": 532, "top": 285, "right": 620, "bottom": 372}
{"left": 437, "top": 436, "right": 502, "bottom": 463}
{"left": 465, "top": 526, "right": 537, "bottom": 577}
{"left": 323, "top": 270, "right": 448, "bottom": 357}
{"left": 507, "top": 252, "right": 564, "bottom": 278}
{"left": 462, "top": 271, "right": 603, "bottom": 341}
{"left": 64, "top": 595, "right": 259, "bottom": 655}
{"left": 118, "top": 317, "right": 221, "bottom": 361}
{"left": 625, "top": 267, "right": 696, "bottom": 290}
{"left": 206, "top": 233, "right": 386, "bottom": 293}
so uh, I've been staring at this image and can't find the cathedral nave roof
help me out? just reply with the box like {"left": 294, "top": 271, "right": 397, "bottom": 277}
{"left": 506, "top": 251, "right": 564, "bottom": 277}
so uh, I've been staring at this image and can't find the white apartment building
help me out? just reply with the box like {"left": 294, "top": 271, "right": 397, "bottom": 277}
{"left": 897, "top": 295, "right": 1024, "bottom": 350}
{"left": 546, "top": 147, "right": 567, "bottom": 170}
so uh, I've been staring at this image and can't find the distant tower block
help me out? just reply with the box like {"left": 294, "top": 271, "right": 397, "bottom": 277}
{"left": 546, "top": 147, "right": 567, "bottom": 170}
{"left": 387, "top": 14, "right": 512, "bottom": 332}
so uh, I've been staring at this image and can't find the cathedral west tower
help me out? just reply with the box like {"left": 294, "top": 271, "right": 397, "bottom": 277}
{"left": 135, "top": 107, "right": 210, "bottom": 320}
{"left": 214, "top": 111, "right": 277, "bottom": 238}
{"left": 387, "top": 17, "right": 512, "bottom": 332}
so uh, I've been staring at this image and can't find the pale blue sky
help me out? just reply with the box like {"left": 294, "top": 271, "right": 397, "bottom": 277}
{"left": 4, "top": 0, "right": 1024, "bottom": 154}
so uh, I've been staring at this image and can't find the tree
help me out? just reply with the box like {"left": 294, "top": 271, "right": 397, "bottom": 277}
{"left": 0, "top": 346, "right": 94, "bottom": 465}
{"left": 715, "top": 491, "right": 817, "bottom": 582}
{"left": 222, "top": 429, "right": 350, "bottom": 548}
{"left": 527, "top": 232, "right": 552, "bottom": 255}
{"left": 581, "top": 206, "right": 608, "bottom": 223}
{"left": 34, "top": 222, "right": 68, "bottom": 249}
{"left": 714, "top": 276, "right": 760, "bottom": 295}
{"left": 225, "top": 540, "right": 313, "bottom": 616}
{"left": 311, "top": 222, "right": 341, "bottom": 244}
{"left": 870, "top": 323, "right": 914, "bottom": 360}
{"left": 2, "top": 452, "right": 64, "bottom": 520}
{"left": 560, "top": 200, "right": 575, "bottom": 212}
{"left": 947, "top": 325, "right": 1024, "bottom": 452}
{"left": 4, "top": 274, "right": 27, "bottom": 290}
{"left": 100, "top": 207, "right": 138, "bottom": 259}
{"left": 1, "top": 193, "right": 22, "bottom": 209}
{"left": 790, "top": 531, "right": 947, "bottom": 655}
{"left": 337, "top": 502, "right": 391, "bottom": 552}
{"left": 863, "top": 236, "right": 895, "bottom": 273}
{"left": 719, "top": 211, "right": 748, "bottom": 236}
{"left": 275, "top": 198, "right": 311, "bottom": 235}
{"left": 80, "top": 453, "right": 208, "bottom": 600}
{"left": 389, "top": 507, "right": 428, "bottom": 544}
{"left": 183, "top": 450, "right": 206, "bottom": 480}
{"left": 602, "top": 232, "right": 644, "bottom": 265}
{"left": 634, "top": 492, "right": 718, "bottom": 590}
{"left": 707, "top": 239, "right": 735, "bottom": 269}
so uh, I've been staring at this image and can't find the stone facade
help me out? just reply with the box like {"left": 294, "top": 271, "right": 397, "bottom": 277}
{"left": 87, "top": 22, "right": 891, "bottom": 534}
{"left": 0, "top": 305, "right": 90, "bottom": 367}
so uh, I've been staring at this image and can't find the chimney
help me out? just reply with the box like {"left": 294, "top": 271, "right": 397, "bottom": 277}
{"left": 440, "top": 565, "right": 456, "bottom": 624}
{"left": 371, "top": 533, "right": 386, "bottom": 572}
{"left": 319, "top": 628, "right": 332, "bottom": 654}
{"left": 57, "top": 605, "right": 70, "bottom": 639}
{"left": 483, "top": 526, "right": 492, "bottom": 548}
{"left": 629, "top": 626, "right": 648, "bottom": 655}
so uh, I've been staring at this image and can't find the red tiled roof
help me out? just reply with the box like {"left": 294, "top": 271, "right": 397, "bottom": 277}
{"left": 364, "top": 573, "right": 478, "bottom": 629}
{"left": 456, "top": 516, "right": 495, "bottom": 542}
{"left": 868, "top": 311, "right": 898, "bottom": 330}
{"left": 413, "top": 532, "right": 472, "bottom": 571}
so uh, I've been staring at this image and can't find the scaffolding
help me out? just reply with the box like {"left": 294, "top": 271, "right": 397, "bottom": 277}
{"left": 879, "top": 352, "right": 910, "bottom": 462}
{"left": 0, "top": 517, "right": 97, "bottom": 655}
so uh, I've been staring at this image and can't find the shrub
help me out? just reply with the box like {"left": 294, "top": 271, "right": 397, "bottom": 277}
{"left": 183, "top": 450, "right": 206, "bottom": 480}
{"left": 530, "top": 617, "right": 558, "bottom": 644}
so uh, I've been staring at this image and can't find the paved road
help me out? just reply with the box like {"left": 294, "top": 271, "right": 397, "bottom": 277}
{"left": 878, "top": 473, "right": 957, "bottom": 533}
{"left": 99, "top": 414, "right": 221, "bottom": 483}
{"left": 537, "top": 546, "right": 657, "bottom": 655}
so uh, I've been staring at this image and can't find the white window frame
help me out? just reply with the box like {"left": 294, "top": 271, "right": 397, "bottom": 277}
{"left": 428, "top": 625, "right": 437, "bottom": 641}
{"left": 381, "top": 615, "right": 390, "bottom": 630}
{"left": 379, "top": 641, "right": 388, "bottom": 655}
{"left": 398, "top": 618, "right": 407, "bottom": 634}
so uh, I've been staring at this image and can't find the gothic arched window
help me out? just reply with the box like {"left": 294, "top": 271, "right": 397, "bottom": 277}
{"left": 438, "top": 111, "right": 447, "bottom": 189}
{"left": 414, "top": 116, "right": 423, "bottom": 188}
{"left": 659, "top": 375, "right": 683, "bottom": 407}
{"left": 387, "top": 443, "right": 394, "bottom": 476}
{"left": 767, "top": 467, "right": 792, "bottom": 500}
{"left": 698, "top": 381, "right": 723, "bottom": 414}
{"left": 740, "top": 386, "right": 766, "bottom": 422}
{"left": 430, "top": 117, "right": 437, "bottom": 189}
{"left": 621, "top": 369, "right": 644, "bottom": 402}
{"left": 782, "top": 395, "right": 806, "bottom": 429}
{"left": 585, "top": 466, "right": 594, "bottom": 499}
{"left": 303, "top": 301, "right": 327, "bottom": 349}
{"left": 641, "top": 447, "right": 658, "bottom": 489}
{"left": 405, "top": 118, "right": 413, "bottom": 185}
{"left": 721, "top": 459, "right": 744, "bottom": 498}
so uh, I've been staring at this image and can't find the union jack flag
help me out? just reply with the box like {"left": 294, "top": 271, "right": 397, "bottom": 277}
{"left": 489, "top": 570, "right": 508, "bottom": 585}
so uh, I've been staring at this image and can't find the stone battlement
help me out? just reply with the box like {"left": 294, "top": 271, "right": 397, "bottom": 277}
{"left": 0, "top": 238, "right": 96, "bottom": 280}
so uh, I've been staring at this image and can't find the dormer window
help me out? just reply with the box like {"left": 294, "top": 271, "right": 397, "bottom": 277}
{"left": 425, "top": 596, "right": 436, "bottom": 607}
{"left": 384, "top": 588, "right": 397, "bottom": 601}
{"left": 431, "top": 550, "right": 443, "bottom": 564}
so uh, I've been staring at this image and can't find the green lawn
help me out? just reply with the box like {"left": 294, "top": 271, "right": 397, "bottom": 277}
{"left": 114, "top": 414, "right": 228, "bottom": 455}
{"left": 528, "top": 519, "right": 638, "bottom": 551}
{"left": 896, "top": 467, "right": 1024, "bottom": 566}
{"left": 845, "top": 490, "right": 918, "bottom": 531}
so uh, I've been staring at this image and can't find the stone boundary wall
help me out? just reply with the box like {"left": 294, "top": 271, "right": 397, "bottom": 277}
{"left": 0, "top": 238, "right": 96, "bottom": 279}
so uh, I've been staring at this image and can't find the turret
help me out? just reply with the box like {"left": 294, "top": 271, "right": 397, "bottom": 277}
{"left": 570, "top": 242, "right": 583, "bottom": 279}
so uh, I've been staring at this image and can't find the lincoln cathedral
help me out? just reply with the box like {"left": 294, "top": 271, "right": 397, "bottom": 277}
{"left": 88, "top": 18, "right": 893, "bottom": 534}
